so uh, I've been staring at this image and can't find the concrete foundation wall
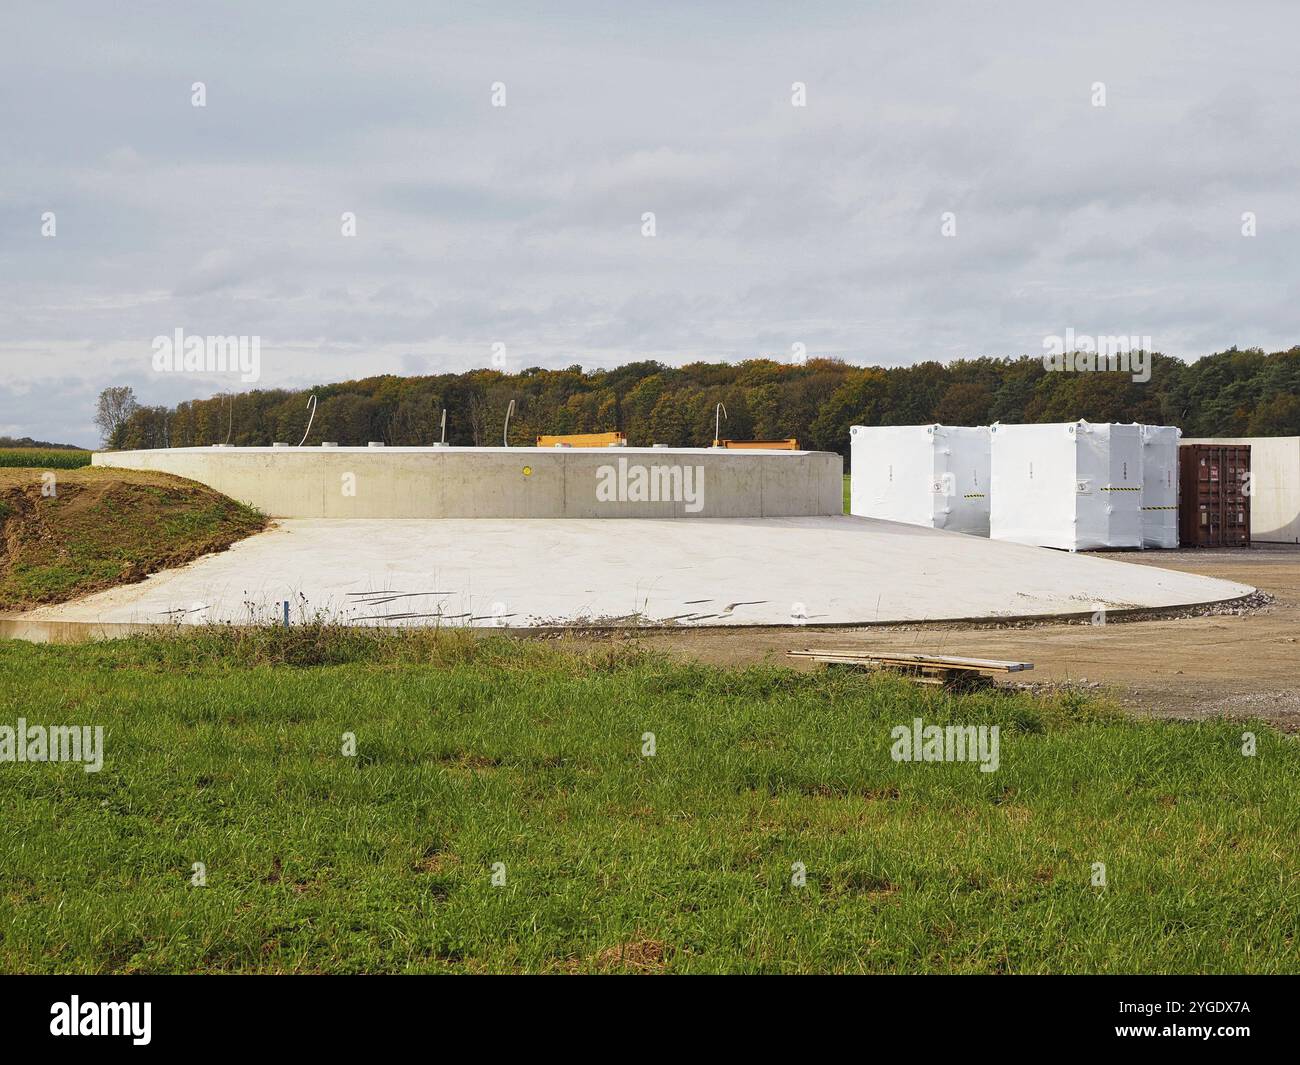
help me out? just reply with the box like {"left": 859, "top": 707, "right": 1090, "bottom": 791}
{"left": 92, "top": 446, "right": 844, "bottom": 519}
{"left": 1181, "top": 437, "right": 1300, "bottom": 543}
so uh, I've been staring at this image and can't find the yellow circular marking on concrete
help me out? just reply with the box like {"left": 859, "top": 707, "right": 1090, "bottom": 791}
{"left": 522, "top": 466, "right": 532, "bottom": 476}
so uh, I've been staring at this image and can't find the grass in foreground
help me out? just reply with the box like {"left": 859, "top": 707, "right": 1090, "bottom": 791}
{"left": 1, "top": 627, "right": 1297, "bottom": 974}
{"left": 0, "top": 468, "right": 264, "bottom": 611}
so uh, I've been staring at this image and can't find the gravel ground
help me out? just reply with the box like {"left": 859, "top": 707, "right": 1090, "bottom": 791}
{"left": 603, "top": 544, "right": 1300, "bottom": 730}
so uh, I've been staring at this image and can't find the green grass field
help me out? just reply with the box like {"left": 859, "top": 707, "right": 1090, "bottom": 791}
{"left": 1, "top": 628, "right": 1296, "bottom": 974}
{"left": 0, "top": 448, "right": 91, "bottom": 469}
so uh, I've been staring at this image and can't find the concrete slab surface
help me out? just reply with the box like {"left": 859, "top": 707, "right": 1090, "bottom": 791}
{"left": 12, "top": 516, "right": 1255, "bottom": 630}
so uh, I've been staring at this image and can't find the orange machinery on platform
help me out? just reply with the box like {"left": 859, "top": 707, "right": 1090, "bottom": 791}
{"left": 536, "top": 432, "right": 627, "bottom": 448}
{"left": 714, "top": 439, "right": 800, "bottom": 450}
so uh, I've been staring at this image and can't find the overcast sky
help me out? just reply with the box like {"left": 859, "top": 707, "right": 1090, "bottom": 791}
{"left": 3, "top": 1, "right": 1297, "bottom": 445}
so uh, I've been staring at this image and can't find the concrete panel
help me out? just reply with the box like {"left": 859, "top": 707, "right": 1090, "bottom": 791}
{"left": 92, "top": 446, "right": 844, "bottom": 520}
{"left": 1182, "top": 437, "right": 1300, "bottom": 544}
{"left": 761, "top": 452, "right": 844, "bottom": 517}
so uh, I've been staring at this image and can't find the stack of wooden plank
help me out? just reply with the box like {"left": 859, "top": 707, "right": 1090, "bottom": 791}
{"left": 787, "top": 649, "right": 1033, "bottom": 690}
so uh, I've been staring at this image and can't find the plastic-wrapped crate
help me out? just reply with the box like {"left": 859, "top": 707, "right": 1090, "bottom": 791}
{"left": 989, "top": 421, "right": 1143, "bottom": 550}
{"left": 849, "top": 424, "right": 990, "bottom": 536}
{"left": 1139, "top": 424, "right": 1180, "bottom": 548}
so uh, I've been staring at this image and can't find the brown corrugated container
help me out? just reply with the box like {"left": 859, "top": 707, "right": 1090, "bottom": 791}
{"left": 1178, "top": 443, "right": 1251, "bottom": 547}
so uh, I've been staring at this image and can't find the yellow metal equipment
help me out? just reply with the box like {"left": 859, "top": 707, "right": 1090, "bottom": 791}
{"left": 536, "top": 431, "right": 627, "bottom": 448}
{"left": 715, "top": 439, "right": 800, "bottom": 450}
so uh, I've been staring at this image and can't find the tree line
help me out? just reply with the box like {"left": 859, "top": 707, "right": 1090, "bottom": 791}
{"left": 100, "top": 345, "right": 1300, "bottom": 459}
{"left": 0, "top": 436, "right": 86, "bottom": 450}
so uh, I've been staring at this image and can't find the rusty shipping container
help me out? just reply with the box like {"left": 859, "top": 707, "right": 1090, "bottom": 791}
{"left": 1178, "top": 443, "right": 1251, "bottom": 547}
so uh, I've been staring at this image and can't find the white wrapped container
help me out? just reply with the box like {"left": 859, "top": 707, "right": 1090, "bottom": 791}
{"left": 849, "top": 424, "right": 991, "bottom": 536}
{"left": 1139, "top": 424, "right": 1180, "bottom": 548}
{"left": 989, "top": 421, "right": 1143, "bottom": 550}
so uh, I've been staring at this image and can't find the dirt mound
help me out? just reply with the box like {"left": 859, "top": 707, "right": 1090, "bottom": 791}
{"left": 0, "top": 469, "right": 266, "bottom": 611}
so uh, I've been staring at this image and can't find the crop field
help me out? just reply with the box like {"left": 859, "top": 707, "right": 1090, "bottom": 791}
{"left": 0, "top": 449, "right": 92, "bottom": 469}
{"left": 1, "top": 627, "right": 1297, "bottom": 974}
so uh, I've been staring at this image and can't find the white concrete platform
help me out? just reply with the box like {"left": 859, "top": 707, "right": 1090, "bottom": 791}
{"left": 13, "top": 516, "right": 1254, "bottom": 630}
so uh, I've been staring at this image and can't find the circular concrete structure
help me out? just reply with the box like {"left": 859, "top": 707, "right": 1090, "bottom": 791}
{"left": 33, "top": 445, "right": 1251, "bottom": 637}
{"left": 9, "top": 516, "right": 1254, "bottom": 635}
{"left": 92, "top": 446, "right": 844, "bottom": 519}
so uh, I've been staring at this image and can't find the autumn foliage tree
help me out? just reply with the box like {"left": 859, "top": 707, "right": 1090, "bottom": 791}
{"left": 108, "top": 345, "right": 1300, "bottom": 464}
